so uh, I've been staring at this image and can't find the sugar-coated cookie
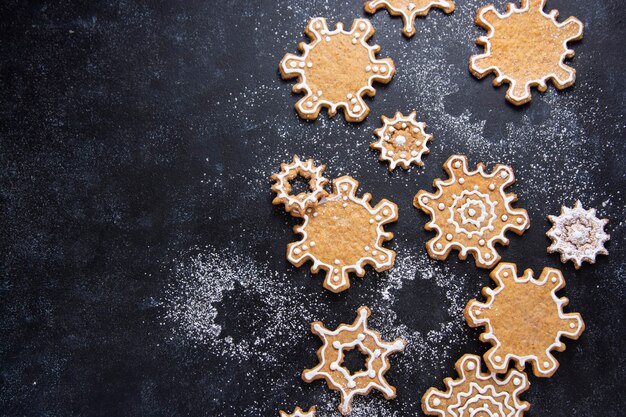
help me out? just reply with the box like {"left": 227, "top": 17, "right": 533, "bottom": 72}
{"left": 547, "top": 200, "right": 610, "bottom": 269}
{"left": 414, "top": 155, "right": 529, "bottom": 269}
{"left": 288, "top": 176, "right": 398, "bottom": 293}
{"left": 470, "top": 0, "right": 583, "bottom": 105}
{"left": 271, "top": 155, "right": 329, "bottom": 218}
{"left": 302, "top": 306, "right": 406, "bottom": 415}
{"left": 370, "top": 111, "right": 432, "bottom": 171}
{"left": 465, "top": 263, "right": 585, "bottom": 378}
{"left": 422, "top": 354, "right": 530, "bottom": 417}
{"left": 365, "top": 0, "right": 455, "bottom": 37}
{"left": 279, "top": 18, "right": 395, "bottom": 122}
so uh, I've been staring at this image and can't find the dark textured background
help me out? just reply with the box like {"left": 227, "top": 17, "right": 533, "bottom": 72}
{"left": 1, "top": 0, "right": 624, "bottom": 416}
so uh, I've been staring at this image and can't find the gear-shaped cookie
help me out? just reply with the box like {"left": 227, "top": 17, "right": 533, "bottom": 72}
{"left": 271, "top": 155, "right": 329, "bottom": 217}
{"left": 414, "top": 155, "right": 529, "bottom": 269}
{"left": 370, "top": 111, "right": 432, "bottom": 171}
{"left": 365, "top": 0, "right": 455, "bottom": 37}
{"left": 279, "top": 18, "right": 395, "bottom": 122}
{"left": 288, "top": 176, "right": 398, "bottom": 292}
{"left": 465, "top": 263, "right": 585, "bottom": 377}
{"left": 303, "top": 306, "right": 406, "bottom": 415}
{"left": 547, "top": 200, "right": 610, "bottom": 269}
{"left": 279, "top": 406, "right": 316, "bottom": 417}
{"left": 470, "top": 0, "right": 583, "bottom": 105}
{"left": 422, "top": 354, "right": 530, "bottom": 417}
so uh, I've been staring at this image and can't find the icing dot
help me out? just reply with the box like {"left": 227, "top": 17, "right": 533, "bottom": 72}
{"left": 475, "top": 310, "right": 481, "bottom": 316}
{"left": 503, "top": 271, "right": 509, "bottom": 277}
{"left": 466, "top": 361, "right": 476, "bottom": 370}
{"left": 359, "top": 22, "right": 366, "bottom": 31}
{"left": 432, "top": 398, "right": 441, "bottom": 406}
{"left": 342, "top": 203, "right": 348, "bottom": 208}
{"left": 379, "top": 255, "right": 385, "bottom": 261}
{"left": 317, "top": 90, "right": 323, "bottom": 96}
{"left": 383, "top": 209, "right": 389, "bottom": 216}
{"left": 369, "top": 219, "right": 375, "bottom": 224}
{"left": 543, "top": 361, "right": 551, "bottom": 368}
{"left": 332, "top": 341, "right": 341, "bottom": 349}
{"left": 306, "top": 208, "right": 312, "bottom": 213}
{"left": 501, "top": 214, "right": 508, "bottom": 221}
{"left": 489, "top": 184, "right": 496, "bottom": 191}
{"left": 347, "top": 380, "right": 356, "bottom": 388}
{"left": 307, "top": 62, "right": 313, "bottom": 68}
{"left": 364, "top": 246, "right": 371, "bottom": 251}
{"left": 350, "top": 98, "right": 357, "bottom": 104}
{"left": 358, "top": 333, "right": 365, "bottom": 341}
{"left": 368, "top": 370, "right": 376, "bottom": 378}
{"left": 342, "top": 184, "right": 349, "bottom": 191}
{"left": 387, "top": 150, "right": 394, "bottom": 156}
{"left": 517, "top": 217, "right": 524, "bottom": 224}
{"left": 400, "top": 152, "right": 406, "bottom": 158}
{"left": 330, "top": 362, "right": 338, "bottom": 370}
{"left": 394, "top": 135, "right": 406, "bottom": 146}
{"left": 298, "top": 62, "right": 305, "bottom": 68}
{"left": 290, "top": 61, "right": 297, "bottom": 68}
{"left": 495, "top": 355, "right": 502, "bottom": 362}
{"left": 374, "top": 349, "right": 381, "bottom": 357}
{"left": 365, "top": 65, "right": 372, "bottom": 72}
{"left": 551, "top": 276, "right": 557, "bottom": 283}
{"left": 353, "top": 105, "right": 362, "bottom": 113}
{"left": 513, "top": 377, "right": 522, "bottom": 386}
{"left": 569, "top": 322, "right": 576, "bottom": 329}
{"left": 313, "top": 212, "right": 318, "bottom": 217}
{"left": 501, "top": 171, "right": 509, "bottom": 178}
{"left": 438, "top": 203, "right": 445, "bottom": 210}
{"left": 422, "top": 197, "right": 429, "bottom": 204}
{"left": 306, "top": 101, "right": 313, "bottom": 108}
{"left": 302, "top": 245, "right": 308, "bottom": 251}
{"left": 294, "top": 248, "right": 301, "bottom": 255}
{"left": 334, "top": 268, "right": 339, "bottom": 274}
{"left": 411, "top": 150, "right": 418, "bottom": 157}
{"left": 453, "top": 161, "right": 461, "bottom": 169}
{"left": 415, "top": 141, "right": 421, "bottom": 147}
{"left": 479, "top": 239, "right": 485, "bottom": 246}
{"left": 334, "top": 259, "right": 341, "bottom": 265}
{"left": 372, "top": 65, "right": 379, "bottom": 73}
{"left": 325, "top": 36, "right": 331, "bottom": 42}
{"left": 315, "top": 22, "right": 321, "bottom": 29}
{"left": 312, "top": 96, "right": 318, "bottom": 102}
{"left": 401, "top": 122, "right": 407, "bottom": 128}
{"left": 351, "top": 38, "right": 357, "bottom": 44}
{"left": 375, "top": 215, "right": 382, "bottom": 221}
{"left": 379, "top": 66, "right": 386, "bottom": 73}
{"left": 446, "top": 234, "right": 453, "bottom": 241}
{"left": 436, "top": 243, "right": 443, "bottom": 250}
{"left": 459, "top": 178, "right": 465, "bottom": 184}
{"left": 485, "top": 253, "right": 491, "bottom": 259}
{"left": 468, "top": 208, "right": 477, "bottom": 217}
{"left": 347, "top": 93, "right": 354, "bottom": 99}
{"left": 372, "top": 250, "right": 378, "bottom": 256}
{"left": 333, "top": 276, "right": 339, "bottom": 282}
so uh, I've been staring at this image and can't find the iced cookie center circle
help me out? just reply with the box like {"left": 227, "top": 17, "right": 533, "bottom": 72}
{"left": 394, "top": 135, "right": 406, "bottom": 146}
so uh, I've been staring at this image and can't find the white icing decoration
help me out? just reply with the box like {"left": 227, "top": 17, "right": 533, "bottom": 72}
{"left": 279, "top": 406, "right": 317, "bottom": 417}
{"left": 271, "top": 155, "right": 328, "bottom": 217}
{"left": 364, "top": 0, "right": 455, "bottom": 38}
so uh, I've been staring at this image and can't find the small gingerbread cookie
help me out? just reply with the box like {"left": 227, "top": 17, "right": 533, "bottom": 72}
{"left": 365, "top": 0, "right": 455, "bottom": 37}
{"left": 370, "top": 111, "right": 432, "bottom": 171}
{"left": 279, "top": 18, "right": 395, "bottom": 122}
{"left": 303, "top": 306, "right": 406, "bottom": 415}
{"left": 279, "top": 406, "right": 316, "bottom": 417}
{"left": 422, "top": 354, "right": 530, "bottom": 417}
{"left": 465, "top": 263, "right": 585, "bottom": 378}
{"left": 547, "top": 200, "right": 610, "bottom": 269}
{"left": 414, "top": 155, "right": 529, "bottom": 269}
{"left": 288, "top": 176, "right": 398, "bottom": 292}
{"left": 470, "top": 0, "right": 583, "bottom": 105}
{"left": 271, "top": 155, "right": 329, "bottom": 218}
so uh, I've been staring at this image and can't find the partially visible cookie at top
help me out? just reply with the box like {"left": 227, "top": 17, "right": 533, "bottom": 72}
{"left": 279, "top": 406, "right": 316, "bottom": 417}
{"left": 364, "top": 0, "right": 455, "bottom": 37}
{"left": 370, "top": 111, "right": 432, "bottom": 171}
{"left": 279, "top": 18, "right": 395, "bottom": 122}
{"left": 414, "top": 155, "right": 529, "bottom": 269}
{"left": 470, "top": 0, "right": 583, "bottom": 105}
{"left": 547, "top": 200, "right": 610, "bottom": 269}
{"left": 271, "top": 155, "right": 328, "bottom": 218}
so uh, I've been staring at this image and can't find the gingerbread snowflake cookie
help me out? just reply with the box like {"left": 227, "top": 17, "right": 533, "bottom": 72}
{"left": 465, "top": 263, "right": 585, "bottom": 377}
{"left": 279, "top": 406, "right": 316, "bottom": 417}
{"left": 547, "top": 200, "right": 610, "bottom": 269}
{"left": 279, "top": 18, "right": 395, "bottom": 122}
{"left": 370, "top": 111, "right": 432, "bottom": 171}
{"left": 271, "top": 155, "right": 329, "bottom": 217}
{"left": 470, "top": 0, "right": 584, "bottom": 105}
{"left": 422, "top": 354, "right": 530, "bottom": 417}
{"left": 414, "top": 155, "right": 529, "bottom": 269}
{"left": 303, "top": 306, "right": 406, "bottom": 415}
{"left": 288, "top": 176, "right": 398, "bottom": 293}
{"left": 365, "top": 1, "right": 455, "bottom": 37}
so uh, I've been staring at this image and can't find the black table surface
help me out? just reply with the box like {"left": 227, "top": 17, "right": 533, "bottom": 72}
{"left": 1, "top": 0, "right": 625, "bottom": 416}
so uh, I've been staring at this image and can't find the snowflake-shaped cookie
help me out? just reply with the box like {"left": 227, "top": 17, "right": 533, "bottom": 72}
{"left": 365, "top": 0, "right": 455, "bottom": 37}
{"left": 279, "top": 406, "right": 316, "bottom": 417}
{"left": 303, "top": 306, "right": 406, "bottom": 415}
{"left": 370, "top": 111, "right": 432, "bottom": 171}
{"left": 465, "top": 263, "right": 585, "bottom": 377}
{"left": 288, "top": 176, "right": 398, "bottom": 292}
{"left": 279, "top": 18, "right": 395, "bottom": 122}
{"left": 414, "top": 155, "right": 529, "bottom": 269}
{"left": 422, "top": 354, "right": 530, "bottom": 417}
{"left": 470, "top": 0, "right": 584, "bottom": 105}
{"left": 547, "top": 200, "right": 610, "bottom": 269}
{"left": 271, "top": 155, "right": 329, "bottom": 217}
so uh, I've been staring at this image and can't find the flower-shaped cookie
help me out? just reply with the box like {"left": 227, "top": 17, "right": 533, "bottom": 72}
{"left": 271, "top": 155, "right": 329, "bottom": 217}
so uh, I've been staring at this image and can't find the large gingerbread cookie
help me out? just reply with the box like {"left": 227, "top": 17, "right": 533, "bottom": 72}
{"left": 470, "top": 0, "right": 583, "bottom": 105}
{"left": 279, "top": 18, "right": 395, "bottom": 122}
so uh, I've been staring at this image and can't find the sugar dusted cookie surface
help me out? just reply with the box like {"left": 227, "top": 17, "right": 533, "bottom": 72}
{"left": 370, "top": 111, "right": 432, "bottom": 171}
{"left": 288, "top": 176, "right": 397, "bottom": 293}
{"left": 414, "top": 155, "right": 529, "bottom": 269}
{"left": 271, "top": 155, "right": 329, "bottom": 218}
{"left": 365, "top": 0, "right": 455, "bottom": 37}
{"left": 279, "top": 18, "right": 395, "bottom": 122}
{"left": 465, "top": 263, "right": 585, "bottom": 377}
{"left": 279, "top": 406, "right": 316, "bottom": 417}
{"left": 547, "top": 200, "right": 610, "bottom": 269}
{"left": 470, "top": 0, "right": 583, "bottom": 105}
{"left": 302, "top": 306, "right": 406, "bottom": 415}
{"left": 422, "top": 354, "right": 529, "bottom": 417}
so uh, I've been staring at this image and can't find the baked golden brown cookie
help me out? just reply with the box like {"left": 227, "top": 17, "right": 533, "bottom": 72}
{"left": 271, "top": 155, "right": 329, "bottom": 218}
{"left": 288, "top": 176, "right": 398, "bottom": 293}
{"left": 414, "top": 155, "right": 529, "bottom": 269}
{"left": 370, "top": 111, "right": 432, "bottom": 171}
{"left": 422, "top": 354, "right": 530, "bottom": 417}
{"left": 464, "top": 263, "right": 585, "bottom": 377}
{"left": 365, "top": 0, "right": 455, "bottom": 37}
{"left": 279, "top": 18, "right": 395, "bottom": 122}
{"left": 279, "top": 406, "right": 316, "bottom": 417}
{"left": 303, "top": 306, "right": 406, "bottom": 415}
{"left": 470, "top": 0, "right": 583, "bottom": 105}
